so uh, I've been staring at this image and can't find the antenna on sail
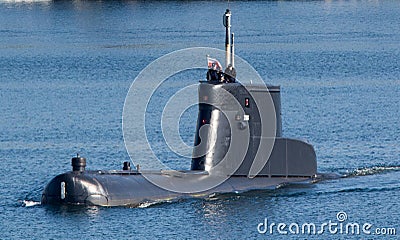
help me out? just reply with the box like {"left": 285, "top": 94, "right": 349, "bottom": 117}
{"left": 231, "top": 32, "right": 235, "bottom": 68}
{"left": 223, "top": 9, "right": 235, "bottom": 69}
{"left": 223, "top": 9, "right": 231, "bottom": 68}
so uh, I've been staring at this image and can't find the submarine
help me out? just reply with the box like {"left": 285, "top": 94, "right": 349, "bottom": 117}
{"left": 42, "top": 9, "right": 317, "bottom": 207}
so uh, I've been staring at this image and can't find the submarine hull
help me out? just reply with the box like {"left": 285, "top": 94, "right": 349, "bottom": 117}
{"left": 42, "top": 170, "right": 312, "bottom": 207}
{"left": 42, "top": 82, "right": 317, "bottom": 207}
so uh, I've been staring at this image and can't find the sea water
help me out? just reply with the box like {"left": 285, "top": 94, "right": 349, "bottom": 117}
{"left": 0, "top": 1, "right": 399, "bottom": 239}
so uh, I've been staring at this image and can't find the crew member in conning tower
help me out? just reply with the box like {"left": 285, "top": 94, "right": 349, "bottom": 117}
{"left": 207, "top": 63, "right": 221, "bottom": 81}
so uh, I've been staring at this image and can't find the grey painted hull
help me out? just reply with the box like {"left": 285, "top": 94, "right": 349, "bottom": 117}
{"left": 42, "top": 170, "right": 311, "bottom": 207}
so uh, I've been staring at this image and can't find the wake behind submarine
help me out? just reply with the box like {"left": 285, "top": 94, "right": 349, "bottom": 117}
{"left": 42, "top": 9, "right": 317, "bottom": 207}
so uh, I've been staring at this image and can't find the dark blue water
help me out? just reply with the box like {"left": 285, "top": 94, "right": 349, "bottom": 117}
{"left": 1, "top": 1, "right": 399, "bottom": 239}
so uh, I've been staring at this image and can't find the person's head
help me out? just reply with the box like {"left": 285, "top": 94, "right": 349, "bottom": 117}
{"left": 227, "top": 64, "right": 232, "bottom": 70}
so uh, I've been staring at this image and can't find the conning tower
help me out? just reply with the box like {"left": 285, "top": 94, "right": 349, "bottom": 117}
{"left": 191, "top": 82, "right": 315, "bottom": 177}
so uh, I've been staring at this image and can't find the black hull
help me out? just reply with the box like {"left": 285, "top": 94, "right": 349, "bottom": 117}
{"left": 42, "top": 170, "right": 312, "bottom": 207}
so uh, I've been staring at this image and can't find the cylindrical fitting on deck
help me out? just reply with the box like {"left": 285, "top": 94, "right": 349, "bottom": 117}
{"left": 123, "top": 161, "right": 131, "bottom": 171}
{"left": 71, "top": 155, "right": 86, "bottom": 172}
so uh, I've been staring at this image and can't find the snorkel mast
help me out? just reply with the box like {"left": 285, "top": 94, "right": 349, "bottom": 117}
{"left": 223, "top": 9, "right": 235, "bottom": 68}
